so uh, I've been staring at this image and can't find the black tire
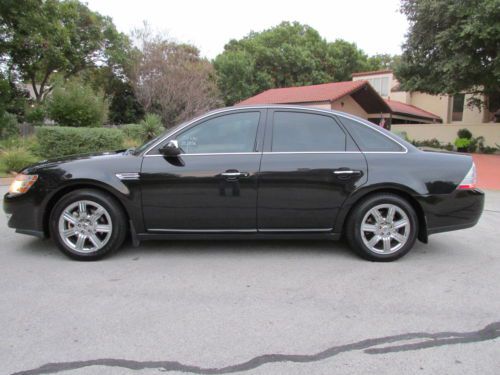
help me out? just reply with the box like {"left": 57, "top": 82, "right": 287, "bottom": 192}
{"left": 346, "top": 193, "right": 418, "bottom": 262}
{"left": 49, "top": 189, "right": 127, "bottom": 261}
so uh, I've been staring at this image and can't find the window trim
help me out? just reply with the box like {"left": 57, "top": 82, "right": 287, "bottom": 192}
{"left": 144, "top": 109, "right": 265, "bottom": 156}
{"left": 142, "top": 106, "right": 408, "bottom": 157}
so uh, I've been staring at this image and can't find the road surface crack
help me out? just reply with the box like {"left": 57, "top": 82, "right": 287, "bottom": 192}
{"left": 12, "top": 321, "right": 500, "bottom": 375}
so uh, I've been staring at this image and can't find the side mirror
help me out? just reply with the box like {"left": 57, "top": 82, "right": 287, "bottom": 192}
{"left": 159, "top": 140, "right": 182, "bottom": 157}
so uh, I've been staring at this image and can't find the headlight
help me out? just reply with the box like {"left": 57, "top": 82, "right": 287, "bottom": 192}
{"left": 8, "top": 174, "right": 38, "bottom": 196}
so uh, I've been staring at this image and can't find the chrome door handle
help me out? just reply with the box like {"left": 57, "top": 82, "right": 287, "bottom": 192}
{"left": 333, "top": 170, "right": 359, "bottom": 175}
{"left": 221, "top": 172, "right": 249, "bottom": 178}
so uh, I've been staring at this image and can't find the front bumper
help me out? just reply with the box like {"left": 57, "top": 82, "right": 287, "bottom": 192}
{"left": 3, "top": 191, "right": 46, "bottom": 238}
{"left": 416, "top": 188, "right": 485, "bottom": 235}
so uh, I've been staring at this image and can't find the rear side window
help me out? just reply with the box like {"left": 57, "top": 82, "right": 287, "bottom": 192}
{"left": 272, "top": 112, "right": 346, "bottom": 152}
{"left": 339, "top": 117, "right": 404, "bottom": 152}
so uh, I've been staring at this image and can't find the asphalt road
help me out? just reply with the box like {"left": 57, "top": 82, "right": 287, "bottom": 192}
{"left": 1, "top": 185, "right": 499, "bottom": 375}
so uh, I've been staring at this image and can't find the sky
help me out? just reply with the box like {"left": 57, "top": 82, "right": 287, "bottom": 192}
{"left": 84, "top": 0, "right": 409, "bottom": 59}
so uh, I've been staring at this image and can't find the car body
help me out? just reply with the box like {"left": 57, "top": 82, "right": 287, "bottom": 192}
{"left": 3, "top": 105, "right": 484, "bottom": 261}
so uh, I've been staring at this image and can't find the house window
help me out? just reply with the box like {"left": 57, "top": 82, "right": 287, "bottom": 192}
{"left": 368, "top": 77, "right": 389, "bottom": 97}
{"left": 452, "top": 94, "right": 465, "bottom": 122}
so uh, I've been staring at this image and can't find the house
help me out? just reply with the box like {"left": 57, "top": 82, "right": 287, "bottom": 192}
{"left": 352, "top": 69, "right": 491, "bottom": 123}
{"left": 238, "top": 80, "right": 442, "bottom": 125}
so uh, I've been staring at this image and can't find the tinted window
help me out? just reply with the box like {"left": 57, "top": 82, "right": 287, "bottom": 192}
{"left": 177, "top": 112, "right": 260, "bottom": 154}
{"left": 272, "top": 112, "right": 346, "bottom": 152}
{"left": 339, "top": 117, "right": 404, "bottom": 152}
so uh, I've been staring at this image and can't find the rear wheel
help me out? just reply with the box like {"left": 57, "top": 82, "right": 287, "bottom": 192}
{"left": 50, "top": 189, "right": 126, "bottom": 260}
{"left": 346, "top": 194, "right": 418, "bottom": 261}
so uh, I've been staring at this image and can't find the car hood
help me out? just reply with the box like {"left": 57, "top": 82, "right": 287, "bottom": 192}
{"left": 22, "top": 150, "right": 129, "bottom": 173}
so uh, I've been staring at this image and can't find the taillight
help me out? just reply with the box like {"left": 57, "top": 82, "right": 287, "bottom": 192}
{"left": 457, "top": 163, "right": 477, "bottom": 190}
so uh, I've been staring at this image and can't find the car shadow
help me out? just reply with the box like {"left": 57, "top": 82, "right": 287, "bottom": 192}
{"left": 116, "top": 238, "right": 355, "bottom": 259}
{"left": 13, "top": 234, "right": 437, "bottom": 262}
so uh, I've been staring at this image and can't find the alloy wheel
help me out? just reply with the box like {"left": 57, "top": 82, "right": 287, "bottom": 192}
{"left": 360, "top": 203, "right": 410, "bottom": 254}
{"left": 58, "top": 200, "right": 113, "bottom": 253}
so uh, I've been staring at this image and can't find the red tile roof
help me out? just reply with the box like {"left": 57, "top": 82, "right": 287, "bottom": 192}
{"left": 385, "top": 99, "right": 441, "bottom": 121}
{"left": 352, "top": 69, "right": 393, "bottom": 77}
{"left": 238, "top": 80, "right": 368, "bottom": 105}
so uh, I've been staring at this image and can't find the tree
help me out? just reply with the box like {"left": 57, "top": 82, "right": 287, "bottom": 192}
{"left": 81, "top": 67, "right": 144, "bottom": 124}
{"left": 395, "top": 0, "right": 500, "bottom": 111}
{"left": 214, "top": 22, "right": 378, "bottom": 105}
{"left": 366, "top": 54, "right": 401, "bottom": 71}
{"left": 130, "top": 28, "right": 221, "bottom": 127}
{"left": 46, "top": 79, "right": 108, "bottom": 127}
{"left": 0, "top": 0, "right": 132, "bottom": 103}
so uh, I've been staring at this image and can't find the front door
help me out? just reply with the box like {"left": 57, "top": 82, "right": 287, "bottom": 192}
{"left": 257, "top": 110, "right": 367, "bottom": 231}
{"left": 140, "top": 110, "right": 265, "bottom": 231}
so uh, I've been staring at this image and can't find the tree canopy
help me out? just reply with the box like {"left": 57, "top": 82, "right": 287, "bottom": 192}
{"left": 130, "top": 27, "right": 221, "bottom": 127}
{"left": 0, "top": 0, "right": 132, "bottom": 102}
{"left": 395, "top": 0, "right": 500, "bottom": 110}
{"left": 214, "top": 22, "right": 391, "bottom": 105}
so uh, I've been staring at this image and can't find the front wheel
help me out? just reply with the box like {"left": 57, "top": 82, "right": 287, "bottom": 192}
{"left": 346, "top": 194, "right": 418, "bottom": 261}
{"left": 50, "top": 189, "right": 127, "bottom": 260}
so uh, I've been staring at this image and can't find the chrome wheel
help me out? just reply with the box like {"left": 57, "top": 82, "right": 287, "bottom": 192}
{"left": 360, "top": 203, "right": 410, "bottom": 255}
{"left": 58, "top": 200, "right": 112, "bottom": 254}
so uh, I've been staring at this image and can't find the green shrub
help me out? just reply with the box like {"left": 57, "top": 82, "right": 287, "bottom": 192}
{"left": 36, "top": 126, "right": 124, "bottom": 159}
{"left": 25, "top": 104, "right": 46, "bottom": 125}
{"left": 46, "top": 80, "right": 108, "bottom": 127}
{"left": 0, "top": 146, "right": 38, "bottom": 172}
{"left": 443, "top": 142, "right": 454, "bottom": 151}
{"left": 0, "top": 112, "right": 19, "bottom": 139}
{"left": 120, "top": 124, "right": 143, "bottom": 141}
{"left": 411, "top": 138, "right": 442, "bottom": 149}
{"left": 454, "top": 137, "right": 471, "bottom": 150}
{"left": 457, "top": 128, "right": 472, "bottom": 139}
{"left": 120, "top": 114, "right": 164, "bottom": 143}
{"left": 140, "top": 113, "right": 164, "bottom": 141}
{"left": 123, "top": 137, "right": 141, "bottom": 149}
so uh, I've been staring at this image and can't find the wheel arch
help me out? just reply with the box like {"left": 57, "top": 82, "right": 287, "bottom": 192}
{"left": 42, "top": 181, "right": 132, "bottom": 238}
{"left": 339, "top": 187, "right": 428, "bottom": 243}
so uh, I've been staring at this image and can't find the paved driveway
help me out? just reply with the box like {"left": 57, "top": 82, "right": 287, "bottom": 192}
{"left": 1, "top": 186, "right": 499, "bottom": 375}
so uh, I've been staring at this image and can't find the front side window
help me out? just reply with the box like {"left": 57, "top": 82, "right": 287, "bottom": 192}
{"left": 176, "top": 112, "right": 260, "bottom": 154}
{"left": 272, "top": 112, "right": 346, "bottom": 152}
{"left": 339, "top": 116, "right": 404, "bottom": 152}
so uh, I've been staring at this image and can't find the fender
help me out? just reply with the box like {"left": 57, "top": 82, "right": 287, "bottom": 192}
{"left": 334, "top": 182, "right": 428, "bottom": 242}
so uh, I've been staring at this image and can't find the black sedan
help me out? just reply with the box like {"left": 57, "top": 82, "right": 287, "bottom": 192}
{"left": 3, "top": 106, "right": 484, "bottom": 261}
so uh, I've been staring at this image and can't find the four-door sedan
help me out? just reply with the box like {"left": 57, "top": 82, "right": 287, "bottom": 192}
{"left": 3, "top": 105, "right": 484, "bottom": 261}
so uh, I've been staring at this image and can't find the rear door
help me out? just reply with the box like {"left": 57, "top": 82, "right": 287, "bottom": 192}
{"left": 257, "top": 109, "right": 367, "bottom": 231}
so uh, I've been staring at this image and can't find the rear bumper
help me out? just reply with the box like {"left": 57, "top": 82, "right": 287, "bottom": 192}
{"left": 416, "top": 188, "right": 485, "bottom": 236}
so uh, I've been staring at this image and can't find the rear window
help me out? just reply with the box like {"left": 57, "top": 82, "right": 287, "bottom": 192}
{"left": 338, "top": 117, "right": 404, "bottom": 152}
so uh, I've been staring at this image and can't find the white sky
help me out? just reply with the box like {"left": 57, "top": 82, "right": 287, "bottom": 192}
{"left": 85, "top": 0, "right": 408, "bottom": 59}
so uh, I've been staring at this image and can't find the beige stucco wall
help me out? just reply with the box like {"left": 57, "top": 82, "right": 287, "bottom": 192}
{"left": 392, "top": 123, "right": 500, "bottom": 147}
{"left": 389, "top": 91, "right": 410, "bottom": 103}
{"left": 293, "top": 101, "right": 332, "bottom": 110}
{"left": 331, "top": 96, "right": 368, "bottom": 119}
{"left": 409, "top": 92, "right": 450, "bottom": 121}
{"left": 462, "top": 94, "right": 489, "bottom": 123}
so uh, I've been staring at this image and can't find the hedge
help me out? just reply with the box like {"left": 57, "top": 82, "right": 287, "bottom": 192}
{"left": 120, "top": 123, "right": 143, "bottom": 141}
{"left": 36, "top": 126, "right": 124, "bottom": 159}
